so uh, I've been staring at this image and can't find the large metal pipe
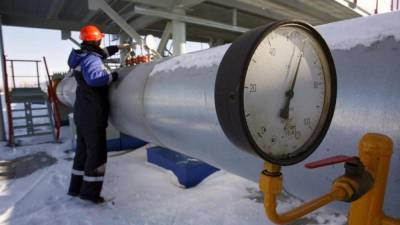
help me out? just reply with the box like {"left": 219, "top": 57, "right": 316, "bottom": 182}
{"left": 57, "top": 12, "right": 400, "bottom": 216}
{"left": 286, "top": 12, "right": 400, "bottom": 217}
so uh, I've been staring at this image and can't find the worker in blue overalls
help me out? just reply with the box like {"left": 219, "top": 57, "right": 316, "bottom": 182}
{"left": 66, "top": 25, "right": 130, "bottom": 203}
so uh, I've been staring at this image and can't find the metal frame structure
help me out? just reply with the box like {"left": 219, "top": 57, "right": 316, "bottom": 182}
{"left": 88, "top": 0, "right": 143, "bottom": 44}
{"left": 133, "top": 6, "right": 249, "bottom": 33}
{"left": 61, "top": 30, "right": 80, "bottom": 47}
{"left": 157, "top": 22, "right": 172, "bottom": 56}
{"left": 0, "top": 0, "right": 379, "bottom": 46}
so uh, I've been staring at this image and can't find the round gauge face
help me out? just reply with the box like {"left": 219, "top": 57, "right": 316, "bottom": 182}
{"left": 242, "top": 25, "right": 334, "bottom": 162}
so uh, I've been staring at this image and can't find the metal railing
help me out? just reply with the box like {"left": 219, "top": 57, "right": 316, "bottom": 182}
{"left": 6, "top": 59, "right": 41, "bottom": 89}
{"left": 43, "top": 57, "right": 61, "bottom": 141}
{"left": 1, "top": 56, "right": 61, "bottom": 145}
{"left": 351, "top": 0, "right": 397, "bottom": 14}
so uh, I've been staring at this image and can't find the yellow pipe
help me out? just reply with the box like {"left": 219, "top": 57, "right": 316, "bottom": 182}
{"left": 348, "top": 133, "right": 400, "bottom": 225}
{"left": 260, "top": 133, "right": 400, "bottom": 225}
{"left": 264, "top": 189, "right": 346, "bottom": 224}
{"left": 259, "top": 162, "right": 350, "bottom": 225}
{"left": 383, "top": 216, "right": 400, "bottom": 225}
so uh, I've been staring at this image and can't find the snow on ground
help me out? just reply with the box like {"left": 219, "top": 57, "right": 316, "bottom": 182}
{"left": 0, "top": 127, "right": 346, "bottom": 225}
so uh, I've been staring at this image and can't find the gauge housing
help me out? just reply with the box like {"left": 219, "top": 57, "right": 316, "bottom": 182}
{"left": 215, "top": 21, "right": 337, "bottom": 166}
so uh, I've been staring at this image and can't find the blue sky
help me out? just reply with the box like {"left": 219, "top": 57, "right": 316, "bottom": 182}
{"left": 2, "top": 26, "right": 209, "bottom": 78}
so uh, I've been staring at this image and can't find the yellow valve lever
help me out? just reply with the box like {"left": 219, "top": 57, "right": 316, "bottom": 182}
{"left": 259, "top": 133, "right": 400, "bottom": 225}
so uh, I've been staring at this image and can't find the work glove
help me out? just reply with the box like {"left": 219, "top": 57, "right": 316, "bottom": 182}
{"left": 111, "top": 72, "right": 119, "bottom": 82}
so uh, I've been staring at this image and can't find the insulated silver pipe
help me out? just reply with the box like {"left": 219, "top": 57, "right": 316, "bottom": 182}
{"left": 108, "top": 44, "right": 264, "bottom": 180}
{"left": 56, "top": 71, "right": 76, "bottom": 107}
{"left": 57, "top": 12, "right": 400, "bottom": 216}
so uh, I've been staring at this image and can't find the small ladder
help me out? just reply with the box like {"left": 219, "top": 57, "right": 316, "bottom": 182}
{"left": 2, "top": 58, "right": 58, "bottom": 146}
{"left": 10, "top": 88, "right": 56, "bottom": 143}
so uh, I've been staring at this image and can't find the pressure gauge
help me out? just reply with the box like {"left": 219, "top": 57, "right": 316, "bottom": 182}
{"left": 215, "top": 21, "right": 336, "bottom": 166}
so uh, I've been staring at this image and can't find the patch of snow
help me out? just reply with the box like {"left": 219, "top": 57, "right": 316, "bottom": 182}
{"left": 317, "top": 11, "right": 400, "bottom": 50}
{"left": 149, "top": 44, "right": 230, "bottom": 76}
{"left": 0, "top": 126, "right": 346, "bottom": 225}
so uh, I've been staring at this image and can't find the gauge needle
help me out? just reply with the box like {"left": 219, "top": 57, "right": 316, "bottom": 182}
{"left": 280, "top": 52, "right": 303, "bottom": 120}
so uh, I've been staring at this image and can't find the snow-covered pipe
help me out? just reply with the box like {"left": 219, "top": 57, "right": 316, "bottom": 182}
{"left": 57, "top": 12, "right": 400, "bottom": 216}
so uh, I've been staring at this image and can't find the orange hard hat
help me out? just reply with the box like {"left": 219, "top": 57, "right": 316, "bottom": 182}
{"left": 79, "top": 25, "right": 105, "bottom": 41}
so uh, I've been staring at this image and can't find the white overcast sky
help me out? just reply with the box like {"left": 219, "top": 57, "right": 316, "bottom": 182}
{"left": 3, "top": 26, "right": 78, "bottom": 74}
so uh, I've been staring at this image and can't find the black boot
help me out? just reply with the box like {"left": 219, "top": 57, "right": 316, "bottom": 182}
{"left": 80, "top": 195, "right": 105, "bottom": 204}
{"left": 67, "top": 191, "right": 79, "bottom": 197}
{"left": 68, "top": 173, "right": 83, "bottom": 197}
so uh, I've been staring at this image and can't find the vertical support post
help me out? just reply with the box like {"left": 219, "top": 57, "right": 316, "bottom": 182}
{"left": 10, "top": 61, "right": 15, "bottom": 88}
{"left": 0, "top": 17, "right": 8, "bottom": 141}
{"left": 35, "top": 61, "right": 40, "bottom": 88}
{"left": 232, "top": 8, "right": 238, "bottom": 26}
{"left": 172, "top": 8, "right": 186, "bottom": 56}
{"left": 348, "top": 133, "right": 394, "bottom": 225}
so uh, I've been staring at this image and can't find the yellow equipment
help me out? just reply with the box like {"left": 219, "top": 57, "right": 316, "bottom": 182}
{"left": 259, "top": 133, "right": 400, "bottom": 225}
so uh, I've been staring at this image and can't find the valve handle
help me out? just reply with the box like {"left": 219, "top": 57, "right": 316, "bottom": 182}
{"left": 305, "top": 155, "right": 357, "bottom": 169}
